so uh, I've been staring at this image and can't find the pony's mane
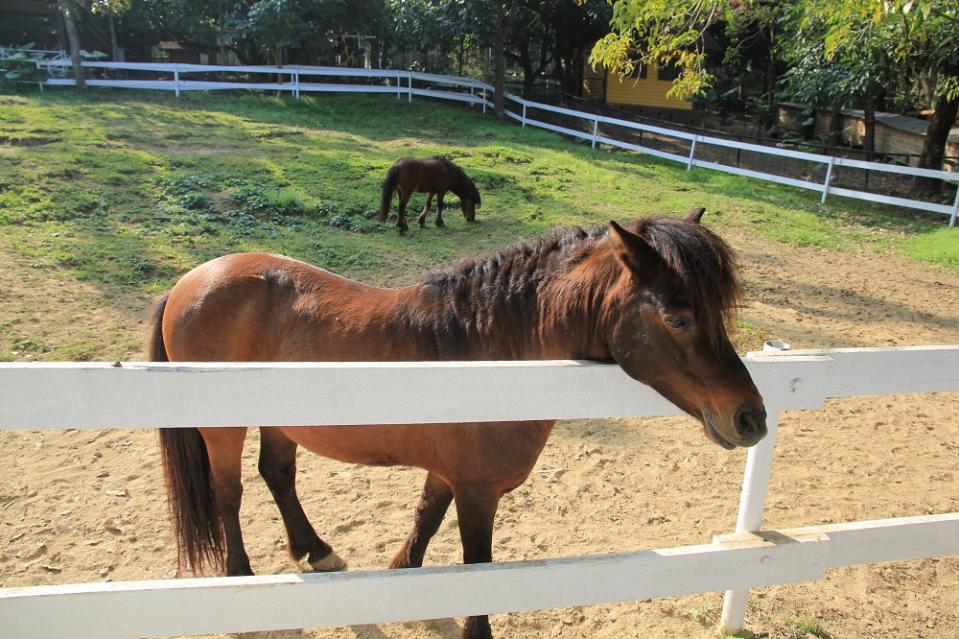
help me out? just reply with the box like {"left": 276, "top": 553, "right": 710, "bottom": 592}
{"left": 423, "top": 225, "right": 607, "bottom": 291}
{"left": 424, "top": 215, "right": 741, "bottom": 349}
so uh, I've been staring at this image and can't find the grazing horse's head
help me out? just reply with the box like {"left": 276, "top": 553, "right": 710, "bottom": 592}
{"left": 454, "top": 174, "right": 480, "bottom": 222}
{"left": 601, "top": 209, "right": 766, "bottom": 449}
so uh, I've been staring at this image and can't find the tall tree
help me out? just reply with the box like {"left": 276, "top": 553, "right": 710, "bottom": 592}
{"left": 91, "top": 0, "right": 131, "bottom": 61}
{"left": 57, "top": 0, "right": 86, "bottom": 89}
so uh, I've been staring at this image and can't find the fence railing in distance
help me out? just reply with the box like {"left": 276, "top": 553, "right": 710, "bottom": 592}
{"left": 0, "top": 346, "right": 957, "bottom": 637}
{"left": 39, "top": 59, "right": 959, "bottom": 227}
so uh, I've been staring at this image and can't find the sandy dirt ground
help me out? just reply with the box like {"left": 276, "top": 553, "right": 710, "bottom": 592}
{"left": 1, "top": 226, "right": 958, "bottom": 639}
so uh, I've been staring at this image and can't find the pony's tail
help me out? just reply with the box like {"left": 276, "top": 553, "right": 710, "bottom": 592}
{"left": 379, "top": 166, "right": 400, "bottom": 222}
{"left": 153, "top": 294, "right": 224, "bottom": 574}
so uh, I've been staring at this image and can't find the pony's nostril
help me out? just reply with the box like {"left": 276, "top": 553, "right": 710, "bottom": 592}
{"left": 735, "top": 405, "right": 767, "bottom": 439}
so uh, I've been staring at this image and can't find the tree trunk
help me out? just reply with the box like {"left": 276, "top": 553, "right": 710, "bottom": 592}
{"left": 457, "top": 36, "right": 465, "bottom": 77}
{"left": 862, "top": 89, "right": 876, "bottom": 158}
{"left": 493, "top": 3, "right": 507, "bottom": 116}
{"left": 827, "top": 103, "right": 843, "bottom": 147}
{"left": 914, "top": 92, "right": 959, "bottom": 192}
{"left": 59, "top": 0, "right": 85, "bottom": 90}
{"left": 108, "top": 11, "right": 119, "bottom": 62}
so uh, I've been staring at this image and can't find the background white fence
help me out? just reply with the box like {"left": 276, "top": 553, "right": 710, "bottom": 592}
{"left": 38, "top": 59, "right": 959, "bottom": 228}
{"left": 0, "top": 345, "right": 958, "bottom": 638}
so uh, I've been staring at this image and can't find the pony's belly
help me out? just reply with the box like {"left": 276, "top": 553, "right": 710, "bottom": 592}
{"left": 277, "top": 424, "right": 431, "bottom": 467}
{"left": 275, "top": 420, "right": 555, "bottom": 488}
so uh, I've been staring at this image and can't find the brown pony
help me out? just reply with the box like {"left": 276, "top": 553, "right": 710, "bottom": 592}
{"left": 378, "top": 156, "right": 481, "bottom": 232}
{"left": 154, "top": 210, "right": 765, "bottom": 639}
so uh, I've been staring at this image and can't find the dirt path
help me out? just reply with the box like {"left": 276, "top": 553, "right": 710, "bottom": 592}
{"left": 1, "top": 226, "right": 958, "bottom": 639}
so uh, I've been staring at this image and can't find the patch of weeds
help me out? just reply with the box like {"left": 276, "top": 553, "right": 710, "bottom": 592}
{"left": 316, "top": 203, "right": 383, "bottom": 234}
{"left": 784, "top": 614, "right": 832, "bottom": 639}
{"left": 686, "top": 599, "right": 719, "bottom": 627}
{"left": 12, "top": 338, "right": 50, "bottom": 355}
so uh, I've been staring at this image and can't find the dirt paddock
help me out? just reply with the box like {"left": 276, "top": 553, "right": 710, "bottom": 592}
{"left": 1, "top": 226, "right": 958, "bottom": 639}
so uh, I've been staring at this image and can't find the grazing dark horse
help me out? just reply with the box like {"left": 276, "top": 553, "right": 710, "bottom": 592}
{"left": 378, "top": 156, "right": 481, "bottom": 232}
{"left": 154, "top": 209, "right": 766, "bottom": 639}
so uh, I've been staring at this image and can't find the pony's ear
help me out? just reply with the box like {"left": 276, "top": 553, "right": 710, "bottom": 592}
{"left": 684, "top": 207, "right": 706, "bottom": 224}
{"left": 608, "top": 221, "right": 663, "bottom": 273}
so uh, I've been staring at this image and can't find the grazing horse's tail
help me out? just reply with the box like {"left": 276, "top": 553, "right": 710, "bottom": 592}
{"left": 379, "top": 165, "right": 400, "bottom": 222}
{"left": 152, "top": 294, "right": 225, "bottom": 573}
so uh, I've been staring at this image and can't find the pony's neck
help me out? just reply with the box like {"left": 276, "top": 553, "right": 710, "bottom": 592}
{"left": 403, "top": 243, "right": 617, "bottom": 361}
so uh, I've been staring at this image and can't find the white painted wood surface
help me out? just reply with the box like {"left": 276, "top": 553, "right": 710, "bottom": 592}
{"left": 2, "top": 513, "right": 956, "bottom": 639}
{"left": 1, "top": 347, "right": 957, "bottom": 429}
{"left": 1, "top": 347, "right": 958, "bottom": 637}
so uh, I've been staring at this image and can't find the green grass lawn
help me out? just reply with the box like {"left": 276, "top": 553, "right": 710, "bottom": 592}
{"left": 0, "top": 89, "right": 955, "bottom": 300}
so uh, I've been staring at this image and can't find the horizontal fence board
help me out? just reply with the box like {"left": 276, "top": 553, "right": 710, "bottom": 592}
{"left": 691, "top": 158, "right": 825, "bottom": 192}
{"left": 834, "top": 156, "right": 959, "bottom": 182}
{"left": 0, "top": 347, "right": 956, "bottom": 429}
{"left": 828, "top": 186, "right": 953, "bottom": 216}
{"left": 0, "top": 527, "right": 833, "bottom": 639}
{"left": 4, "top": 512, "right": 957, "bottom": 639}
{"left": 411, "top": 87, "right": 484, "bottom": 104}
{"left": 597, "top": 135, "right": 689, "bottom": 164}
{"left": 523, "top": 118, "right": 594, "bottom": 141}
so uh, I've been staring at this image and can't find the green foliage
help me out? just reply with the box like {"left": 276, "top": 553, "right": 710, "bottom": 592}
{"left": 0, "top": 44, "right": 46, "bottom": 90}
{"left": 784, "top": 614, "right": 833, "bottom": 638}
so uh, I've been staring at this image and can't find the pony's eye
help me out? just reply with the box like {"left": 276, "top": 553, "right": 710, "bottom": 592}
{"left": 665, "top": 316, "right": 691, "bottom": 330}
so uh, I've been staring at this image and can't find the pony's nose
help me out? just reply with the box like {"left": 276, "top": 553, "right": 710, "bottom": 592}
{"left": 734, "top": 404, "right": 767, "bottom": 445}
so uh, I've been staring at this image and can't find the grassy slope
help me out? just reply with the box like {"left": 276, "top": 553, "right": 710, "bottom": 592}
{"left": 0, "top": 89, "right": 954, "bottom": 361}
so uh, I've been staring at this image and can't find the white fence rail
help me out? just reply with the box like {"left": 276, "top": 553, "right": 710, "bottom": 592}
{"left": 0, "top": 346, "right": 958, "bottom": 638}
{"left": 38, "top": 59, "right": 959, "bottom": 227}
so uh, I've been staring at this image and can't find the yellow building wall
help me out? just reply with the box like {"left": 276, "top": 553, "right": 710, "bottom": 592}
{"left": 600, "top": 62, "right": 693, "bottom": 111}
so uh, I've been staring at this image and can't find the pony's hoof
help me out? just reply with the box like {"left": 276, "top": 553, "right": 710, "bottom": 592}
{"left": 310, "top": 550, "right": 347, "bottom": 572}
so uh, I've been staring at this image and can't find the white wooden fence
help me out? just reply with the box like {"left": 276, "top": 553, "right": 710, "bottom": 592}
{"left": 39, "top": 59, "right": 959, "bottom": 228}
{"left": 0, "top": 345, "right": 958, "bottom": 638}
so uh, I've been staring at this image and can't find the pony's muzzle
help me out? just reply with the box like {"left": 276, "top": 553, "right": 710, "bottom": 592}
{"left": 733, "top": 404, "right": 767, "bottom": 446}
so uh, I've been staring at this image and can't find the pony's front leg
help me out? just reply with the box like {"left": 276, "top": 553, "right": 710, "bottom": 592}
{"left": 397, "top": 193, "right": 411, "bottom": 233}
{"left": 417, "top": 193, "right": 435, "bottom": 229}
{"left": 389, "top": 472, "right": 453, "bottom": 569}
{"left": 454, "top": 486, "right": 500, "bottom": 639}
{"left": 435, "top": 193, "right": 446, "bottom": 227}
{"left": 199, "top": 427, "right": 253, "bottom": 576}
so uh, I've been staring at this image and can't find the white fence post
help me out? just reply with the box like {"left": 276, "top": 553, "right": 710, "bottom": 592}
{"left": 950, "top": 186, "right": 958, "bottom": 229}
{"left": 482, "top": 88, "right": 487, "bottom": 114}
{"left": 686, "top": 136, "right": 698, "bottom": 170}
{"left": 719, "top": 412, "right": 781, "bottom": 632}
{"left": 522, "top": 103, "right": 527, "bottom": 127}
{"left": 173, "top": 63, "right": 180, "bottom": 97}
{"left": 408, "top": 72, "right": 413, "bottom": 102}
{"left": 821, "top": 156, "right": 835, "bottom": 204}
{"left": 293, "top": 71, "right": 299, "bottom": 99}
{"left": 591, "top": 118, "right": 599, "bottom": 149}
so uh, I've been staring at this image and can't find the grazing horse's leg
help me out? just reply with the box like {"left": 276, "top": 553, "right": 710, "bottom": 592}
{"left": 389, "top": 472, "right": 454, "bottom": 569}
{"left": 417, "top": 193, "right": 435, "bottom": 229}
{"left": 258, "top": 428, "right": 346, "bottom": 572}
{"left": 435, "top": 192, "right": 446, "bottom": 227}
{"left": 397, "top": 190, "right": 411, "bottom": 233}
{"left": 199, "top": 427, "right": 253, "bottom": 576}
{"left": 454, "top": 486, "right": 500, "bottom": 639}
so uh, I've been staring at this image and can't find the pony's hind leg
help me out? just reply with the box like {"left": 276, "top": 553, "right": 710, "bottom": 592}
{"left": 258, "top": 428, "right": 346, "bottom": 572}
{"left": 199, "top": 427, "right": 253, "bottom": 576}
{"left": 417, "top": 193, "right": 435, "bottom": 228}
{"left": 389, "top": 471, "right": 453, "bottom": 569}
